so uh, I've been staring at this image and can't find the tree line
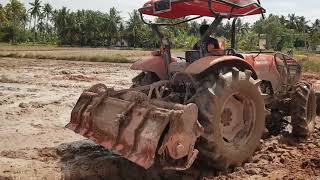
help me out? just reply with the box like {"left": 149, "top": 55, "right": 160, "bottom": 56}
{"left": 0, "top": 0, "right": 319, "bottom": 51}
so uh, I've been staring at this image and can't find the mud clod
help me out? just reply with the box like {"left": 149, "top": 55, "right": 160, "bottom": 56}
{"left": 18, "top": 102, "right": 30, "bottom": 108}
{"left": 246, "top": 168, "right": 261, "bottom": 175}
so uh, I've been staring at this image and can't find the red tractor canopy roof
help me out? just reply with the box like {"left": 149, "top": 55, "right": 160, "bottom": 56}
{"left": 139, "top": 0, "right": 265, "bottom": 19}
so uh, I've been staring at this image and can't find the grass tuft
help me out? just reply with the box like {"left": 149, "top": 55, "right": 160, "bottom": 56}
{"left": 302, "top": 60, "right": 320, "bottom": 73}
{"left": 0, "top": 49, "right": 144, "bottom": 63}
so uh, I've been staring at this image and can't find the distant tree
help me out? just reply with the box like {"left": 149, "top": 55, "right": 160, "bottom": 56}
{"left": 118, "top": 22, "right": 125, "bottom": 46}
{"left": 4, "top": 0, "right": 26, "bottom": 43}
{"left": 127, "top": 10, "right": 143, "bottom": 47}
{"left": 188, "top": 21, "right": 200, "bottom": 36}
{"left": 3, "top": 0, "right": 317, "bottom": 50}
{"left": 279, "top": 15, "right": 288, "bottom": 26}
{"left": 313, "top": 19, "right": 320, "bottom": 31}
{"left": 201, "top": 19, "right": 208, "bottom": 25}
{"left": 29, "top": 0, "right": 42, "bottom": 41}
{"left": 106, "top": 7, "right": 121, "bottom": 45}
{"left": 295, "top": 16, "right": 309, "bottom": 48}
{"left": 308, "top": 19, "right": 320, "bottom": 50}
{"left": 43, "top": 3, "right": 52, "bottom": 38}
{"left": 287, "top": 13, "right": 297, "bottom": 30}
{"left": 253, "top": 14, "right": 292, "bottom": 50}
{"left": 37, "top": 12, "right": 45, "bottom": 40}
{"left": 20, "top": 12, "right": 29, "bottom": 29}
{"left": 235, "top": 19, "right": 250, "bottom": 34}
{"left": 0, "top": 4, "right": 8, "bottom": 26}
{"left": 52, "top": 7, "right": 69, "bottom": 45}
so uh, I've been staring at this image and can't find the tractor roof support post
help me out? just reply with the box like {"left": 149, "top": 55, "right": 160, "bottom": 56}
{"left": 151, "top": 24, "right": 171, "bottom": 80}
{"left": 231, "top": 18, "right": 237, "bottom": 49}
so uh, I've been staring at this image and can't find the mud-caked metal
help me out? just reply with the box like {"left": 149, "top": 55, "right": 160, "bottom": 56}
{"left": 66, "top": 83, "right": 204, "bottom": 169}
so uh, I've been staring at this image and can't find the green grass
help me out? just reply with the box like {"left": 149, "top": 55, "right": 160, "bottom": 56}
{"left": 302, "top": 60, "right": 320, "bottom": 73}
{"left": 0, "top": 52, "right": 133, "bottom": 63}
{"left": 0, "top": 43, "right": 58, "bottom": 51}
{"left": 0, "top": 44, "right": 152, "bottom": 63}
{"left": 1, "top": 44, "right": 320, "bottom": 70}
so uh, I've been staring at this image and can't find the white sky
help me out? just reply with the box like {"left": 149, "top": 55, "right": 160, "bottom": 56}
{"left": 1, "top": 0, "right": 319, "bottom": 24}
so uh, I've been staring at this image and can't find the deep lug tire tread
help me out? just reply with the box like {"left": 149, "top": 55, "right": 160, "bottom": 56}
{"left": 291, "top": 81, "right": 316, "bottom": 138}
{"left": 195, "top": 68, "right": 266, "bottom": 170}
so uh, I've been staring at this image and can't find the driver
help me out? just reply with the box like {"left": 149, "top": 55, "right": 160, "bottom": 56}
{"left": 193, "top": 24, "right": 220, "bottom": 53}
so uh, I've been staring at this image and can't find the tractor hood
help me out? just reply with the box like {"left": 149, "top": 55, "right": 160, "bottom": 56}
{"left": 139, "top": 0, "right": 265, "bottom": 19}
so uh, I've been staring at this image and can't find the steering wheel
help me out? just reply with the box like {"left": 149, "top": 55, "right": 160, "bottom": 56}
{"left": 225, "top": 48, "right": 236, "bottom": 56}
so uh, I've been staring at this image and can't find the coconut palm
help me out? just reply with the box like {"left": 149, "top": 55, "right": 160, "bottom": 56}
{"left": 295, "top": 16, "right": 309, "bottom": 33}
{"left": 0, "top": 4, "right": 8, "bottom": 26}
{"left": 287, "top": 13, "right": 297, "bottom": 30}
{"left": 106, "top": 7, "right": 121, "bottom": 44}
{"left": 295, "top": 16, "right": 309, "bottom": 49}
{"left": 29, "top": 0, "right": 42, "bottom": 41}
{"left": 37, "top": 12, "right": 45, "bottom": 40}
{"left": 43, "top": 3, "right": 52, "bottom": 37}
{"left": 127, "top": 10, "right": 143, "bottom": 47}
{"left": 188, "top": 21, "right": 200, "bottom": 36}
{"left": 5, "top": 0, "right": 26, "bottom": 43}
{"left": 118, "top": 22, "right": 125, "bottom": 47}
{"left": 52, "top": 7, "right": 70, "bottom": 44}
{"left": 312, "top": 19, "right": 320, "bottom": 31}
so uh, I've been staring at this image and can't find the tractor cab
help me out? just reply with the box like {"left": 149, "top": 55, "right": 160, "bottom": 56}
{"left": 132, "top": 0, "right": 265, "bottom": 80}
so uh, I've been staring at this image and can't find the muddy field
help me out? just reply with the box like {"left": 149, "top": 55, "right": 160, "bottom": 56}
{"left": 0, "top": 57, "right": 320, "bottom": 180}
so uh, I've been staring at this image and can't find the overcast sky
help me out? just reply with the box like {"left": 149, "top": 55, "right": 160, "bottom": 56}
{"left": 1, "top": 0, "right": 319, "bottom": 24}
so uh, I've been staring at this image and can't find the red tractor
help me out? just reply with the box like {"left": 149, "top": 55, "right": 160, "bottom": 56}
{"left": 67, "top": 0, "right": 316, "bottom": 171}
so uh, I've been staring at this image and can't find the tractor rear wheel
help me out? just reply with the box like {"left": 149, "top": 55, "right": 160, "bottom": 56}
{"left": 195, "top": 68, "right": 266, "bottom": 169}
{"left": 290, "top": 81, "right": 316, "bottom": 138}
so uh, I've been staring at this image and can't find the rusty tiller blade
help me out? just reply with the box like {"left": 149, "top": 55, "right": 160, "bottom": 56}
{"left": 66, "top": 83, "right": 203, "bottom": 170}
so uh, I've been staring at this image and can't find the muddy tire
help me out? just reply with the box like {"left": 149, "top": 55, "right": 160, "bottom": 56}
{"left": 195, "top": 68, "right": 266, "bottom": 170}
{"left": 290, "top": 81, "right": 316, "bottom": 138}
{"left": 131, "top": 72, "right": 160, "bottom": 88}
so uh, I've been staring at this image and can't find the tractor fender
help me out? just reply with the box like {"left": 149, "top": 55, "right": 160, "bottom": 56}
{"left": 243, "top": 54, "right": 282, "bottom": 93}
{"left": 130, "top": 56, "right": 176, "bottom": 80}
{"left": 185, "top": 56, "right": 257, "bottom": 79}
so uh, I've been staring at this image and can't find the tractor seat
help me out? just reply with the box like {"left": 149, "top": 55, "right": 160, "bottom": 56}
{"left": 207, "top": 49, "right": 225, "bottom": 56}
{"left": 185, "top": 41, "right": 226, "bottom": 63}
{"left": 207, "top": 41, "right": 225, "bottom": 56}
{"left": 185, "top": 50, "right": 201, "bottom": 64}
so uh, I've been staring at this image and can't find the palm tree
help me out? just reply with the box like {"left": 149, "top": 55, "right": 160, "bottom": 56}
{"left": 295, "top": 16, "right": 309, "bottom": 49}
{"left": 118, "top": 22, "right": 125, "bottom": 47}
{"left": 279, "top": 15, "right": 288, "bottom": 26}
{"left": 295, "top": 16, "right": 308, "bottom": 32}
{"left": 309, "top": 19, "right": 320, "bottom": 50}
{"left": 21, "top": 13, "right": 29, "bottom": 29}
{"left": 287, "top": 13, "right": 297, "bottom": 30}
{"left": 201, "top": 19, "right": 208, "bottom": 25}
{"left": 127, "top": 10, "right": 143, "bottom": 47}
{"left": 189, "top": 21, "right": 200, "bottom": 36}
{"left": 0, "top": 4, "right": 8, "bottom": 26}
{"left": 37, "top": 12, "right": 45, "bottom": 40}
{"left": 52, "top": 7, "right": 70, "bottom": 45}
{"left": 29, "top": 0, "right": 42, "bottom": 42}
{"left": 5, "top": 0, "right": 26, "bottom": 43}
{"left": 43, "top": 3, "right": 52, "bottom": 38}
{"left": 312, "top": 19, "right": 320, "bottom": 31}
{"left": 106, "top": 7, "right": 121, "bottom": 45}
